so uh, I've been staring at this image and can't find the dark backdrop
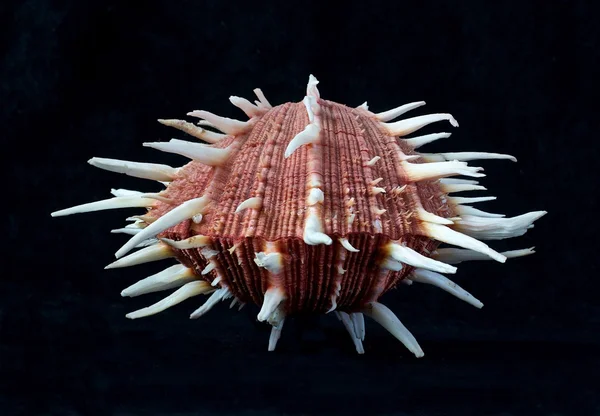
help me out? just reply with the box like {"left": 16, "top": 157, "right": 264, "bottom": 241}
{"left": 2, "top": 1, "right": 599, "bottom": 415}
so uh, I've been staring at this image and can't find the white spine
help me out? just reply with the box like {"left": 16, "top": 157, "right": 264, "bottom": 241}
{"left": 253, "top": 88, "right": 272, "bottom": 109}
{"left": 420, "top": 152, "right": 517, "bottom": 163}
{"left": 105, "top": 242, "right": 174, "bottom": 269}
{"left": 404, "top": 132, "right": 452, "bottom": 148}
{"left": 449, "top": 196, "right": 496, "bottom": 205}
{"left": 337, "top": 311, "right": 365, "bottom": 354}
{"left": 387, "top": 242, "right": 457, "bottom": 274}
{"left": 383, "top": 113, "right": 458, "bottom": 137}
{"left": 452, "top": 211, "right": 547, "bottom": 240}
{"left": 158, "top": 119, "right": 226, "bottom": 143}
{"left": 350, "top": 312, "right": 365, "bottom": 341}
{"left": 235, "top": 197, "right": 263, "bottom": 213}
{"left": 421, "top": 222, "right": 506, "bottom": 263}
{"left": 121, "top": 264, "right": 195, "bottom": 297}
{"left": 432, "top": 247, "right": 536, "bottom": 264}
{"left": 257, "top": 287, "right": 286, "bottom": 322}
{"left": 402, "top": 160, "right": 485, "bottom": 182}
{"left": 229, "top": 96, "right": 265, "bottom": 118}
{"left": 115, "top": 196, "right": 210, "bottom": 258}
{"left": 410, "top": 269, "right": 483, "bottom": 308}
{"left": 339, "top": 238, "right": 359, "bottom": 252}
{"left": 144, "top": 139, "right": 231, "bottom": 166}
{"left": 126, "top": 281, "right": 213, "bottom": 320}
{"left": 441, "top": 183, "right": 487, "bottom": 193}
{"left": 189, "top": 287, "right": 232, "bottom": 319}
{"left": 268, "top": 318, "right": 285, "bottom": 352}
{"left": 187, "top": 110, "right": 251, "bottom": 135}
{"left": 88, "top": 157, "right": 178, "bottom": 181}
{"left": 51, "top": 196, "right": 155, "bottom": 217}
{"left": 453, "top": 205, "right": 505, "bottom": 218}
{"left": 362, "top": 302, "right": 424, "bottom": 357}
{"left": 375, "top": 101, "right": 426, "bottom": 122}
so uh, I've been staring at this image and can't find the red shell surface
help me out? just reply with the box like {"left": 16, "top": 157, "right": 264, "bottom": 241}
{"left": 154, "top": 100, "right": 452, "bottom": 314}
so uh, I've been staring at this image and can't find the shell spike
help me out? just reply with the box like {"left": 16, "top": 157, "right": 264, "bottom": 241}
{"left": 421, "top": 222, "right": 506, "bottom": 263}
{"left": 362, "top": 302, "right": 424, "bottom": 358}
{"left": 433, "top": 247, "right": 536, "bottom": 264}
{"left": 126, "top": 281, "right": 213, "bottom": 319}
{"left": 105, "top": 242, "right": 174, "bottom": 269}
{"left": 235, "top": 197, "right": 263, "bottom": 213}
{"left": 337, "top": 311, "right": 365, "bottom": 354}
{"left": 383, "top": 113, "right": 459, "bottom": 137}
{"left": 410, "top": 269, "right": 483, "bottom": 308}
{"left": 157, "top": 119, "right": 226, "bottom": 144}
{"left": 387, "top": 242, "right": 457, "bottom": 274}
{"left": 375, "top": 101, "right": 426, "bottom": 122}
{"left": 229, "top": 96, "right": 265, "bottom": 118}
{"left": 454, "top": 205, "right": 505, "bottom": 218}
{"left": 115, "top": 196, "right": 210, "bottom": 258}
{"left": 452, "top": 211, "right": 547, "bottom": 240}
{"left": 51, "top": 195, "right": 155, "bottom": 217}
{"left": 350, "top": 312, "right": 366, "bottom": 341}
{"left": 404, "top": 132, "right": 452, "bottom": 148}
{"left": 268, "top": 317, "right": 285, "bottom": 352}
{"left": 253, "top": 88, "right": 272, "bottom": 109}
{"left": 257, "top": 287, "right": 286, "bottom": 322}
{"left": 189, "top": 287, "right": 232, "bottom": 319}
{"left": 143, "top": 139, "right": 231, "bottom": 166}
{"left": 187, "top": 110, "right": 250, "bottom": 135}
{"left": 160, "top": 235, "right": 212, "bottom": 249}
{"left": 88, "top": 157, "right": 178, "bottom": 181}
{"left": 420, "top": 151, "right": 517, "bottom": 163}
{"left": 441, "top": 183, "right": 487, "bottom": 193}
{"left": 402, "top": 160, "right": 485, "bottom": 182}
{"left": 120, "top": 264, "right": 196, "bottom": 297}
{"left": 284, "top": 124, "right": 320, "bottom": 158}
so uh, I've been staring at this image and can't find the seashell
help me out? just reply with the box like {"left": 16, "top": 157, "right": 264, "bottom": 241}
{"left": 51, "top": 75, "right": 546, "bottom": 356}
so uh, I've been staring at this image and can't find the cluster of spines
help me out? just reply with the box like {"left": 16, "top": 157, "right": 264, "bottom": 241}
{"left": 51, "top": 75, "right": 545, "bottom": 355}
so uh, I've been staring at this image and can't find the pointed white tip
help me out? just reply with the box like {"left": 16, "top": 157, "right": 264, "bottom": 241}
{"left": 51, "top": 195, "right": 155, "bottom": 217}
{"left": 433, "top": 246, "right": 536, "bottom": 264}
{"left": 362, "top": 302, "right": 424, "bottom": 357}
{"left": 339, "top": 238, "right": 359, "bottom": 253}
{"left": 189, "top": 287, "right": 232, "bottom": 319}
{"left": 387, "top": 242, "right": 457, "bottom": 274}
{"left": 235, "top": 197, "right": 263, "bottom": 213}
{"left": 410, "top": 269, "right": 483, "bottom": 309}
{"left": 143, "top": 139, "right": 231, "bottom": 167}
{"left": 125, "top": 281, "right": 212, "bottom": 319}
{"left": 88, "top": 157, "right": 178, "bottom": 181}
{"left": 267, "top": 319, "right": 285, "bottom": 352}
{"left": 157, "top": 119, "right": 226, "bottom": 143}
{"left": 422, "top": 222, "right": 506, "bottom": 263}
{"left": 384, "top": 113, "right": 458, "bottom": 137}
{"left": 284, "top": 124, "right": 320, "bottom": 158}
{"left": 404, "top": 132, "right": 452, "bottom": 149}
{"left": 375, "top": 101, "right": 426, "bottom": 122}
{"left": 114, "top": 196, "right": 209, "bottom": 258}
{"left": 105, "top": 243, "right": 174, "bottom": 269}
{"left": 187, "top": 110, "right": 250, "bottom": 135}
{"left": 257, "top": 287, "right": 286, "bottom": 322}
{"left": 253, "top": 88, "right": 273, "bottom": 109}
{"left": 229, "top": 95, "right": 265, "bottom": 118}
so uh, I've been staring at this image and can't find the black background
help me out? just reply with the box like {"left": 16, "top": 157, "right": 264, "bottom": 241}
{"left": 3, "top": 1, "right": 599, "bottom": 415}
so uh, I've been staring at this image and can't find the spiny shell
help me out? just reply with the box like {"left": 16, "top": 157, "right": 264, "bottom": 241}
{"left": 52, "top": 75, "right": 546, "bottom": 355}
